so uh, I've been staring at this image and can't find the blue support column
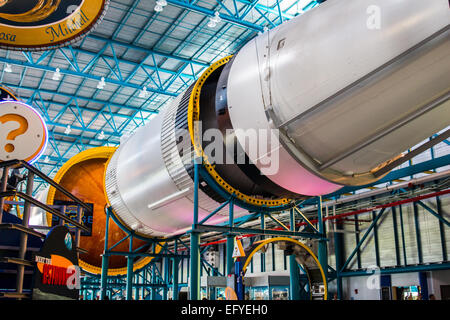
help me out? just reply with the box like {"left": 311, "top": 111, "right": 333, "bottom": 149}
{"left": 189, "top": 158, "right": 201, "bottom": 300}
{"left": 436, "top": 196, "right": 448, "bottom": 261}
{"left": 100, "top": 208, "right": 110, "bottom": 300}
{"left": 260, "top": 213, "right": 265, "bottom": 272}
{"left": 419, "top": 272, "right": 429, "bottom": 300}
{"left": 163, "top": 257, "right": 169, "bottom": 300}
{"left": 289, "top": 208, "right": 300, "bottom": 300}
{"left": 334, "top": 218, "right": 344, "bottom": 300}
{"left": 354, "top": 215, "right": 362, "bottom": 269}
{"left": 391, "top": 207, "right": 401, "bottom": 266}
{"left": 413, "top": 202, "right": 423, "bottom": 264}
{"left": 317, "top": 196, "right": 328, "bottom": 282}
{"left": 172, "top": 240, "right": 179, "bottom": 300}
{"left": 151, "top": 261, "right": 157, "bottom": 300}
{"left": 226, "top": 199, "right": 235, "bottom": 276}
{"left": 373, "top": 209, "right": 381, "bottom": 267}
{"left": 398, "top": 205, "right": 408, "bottom": 265}
{"left": 126, "top": 236, "right": 134, "bottom": 300}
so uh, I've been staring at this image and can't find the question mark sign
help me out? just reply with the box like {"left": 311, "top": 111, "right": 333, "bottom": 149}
{"left": 0, "top": 113, "right": 29, "bottom": 153}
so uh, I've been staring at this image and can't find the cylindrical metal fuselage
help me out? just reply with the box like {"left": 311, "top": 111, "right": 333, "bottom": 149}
{"left": 72, "top": 0, "right": 450, "bottom": 241}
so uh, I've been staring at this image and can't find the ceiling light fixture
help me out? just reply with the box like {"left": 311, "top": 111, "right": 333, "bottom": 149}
{"left": 64, "top": 125, "right": 72, "bottom": 134}
{"left": 52, "top": 67, "right": 62, "bottom": 81}
{"left": 98, "top": 131, "right": 105, "bottom": 140}
{"left": 154, "top": 0, "right": 167, "bottom": 12}
{"left": 139, "top": 87, "right": 150, "bottom": 99}
{"left": 97, "top": 77, "right": 106, "bottom": 90}
{"left": 207, "top": 11, "right": 221, "bottom": 28}
{"left": 4, "top": 63, "right": 12, "bottom": 73}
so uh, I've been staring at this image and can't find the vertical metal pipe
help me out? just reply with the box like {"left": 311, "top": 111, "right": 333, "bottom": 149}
{"left": 250, "top": 237, "right": 254, "bottom": 273}
{"left": 391, "top": 207, "right": 401, "bottom": 266}
{"left": 435, "top": 196, "right": 447, "bottom": 261}
{"left": 271, "top": 242, "right": 275, "bottom": 271}
{"left": 126, "top": 235, "right": 134, "bottom": 300}
{"left": 398, "top": 205, "right": 408, "bottom": 265}
{"left": 151, "top": 260, "right": 156, "bottom": 300}
{"left": 16, "top": 171, "right": 34, "bottom": 295}
{"left": 226, "top": 199, "right": 234, "bottom": 276}
{"left": 0, "top": 166, "right": 10, "bottom": 223}
{"left": 289, "top": 208, "right": 300, "bottom": 300}
{"left": 317, "top": 196, "right": 328, "bottom": 282}
{"left": 260, "top": 213, "right": 265, "bottom": 272}
{"left": 419, "top": 272, "right": 429, "bottom": 300}
{"left": 189, "top": 159, "right": 200, "bottom": 300}
{"left": 372, "top": 209, "right": 381, "bottom": 267}
{"left": 163, "top": 257, "right": 169, "bottom": 300}
{"left": 75, "top": 206, "right": 83, "bottom": 259}
{"left": 413, "top": 202, "right": 423, "bottom": 264}
{"left": 172, "top": 240, "right": 179, "bottom": 300}
{"left": 354, "top": 214, "right": 362, "bottom": 269}
{"left": 100, "top": 208, "right": 110, "bottom": 300}
{"left": 334, "top": 217, "right": 343, "bottom": 300}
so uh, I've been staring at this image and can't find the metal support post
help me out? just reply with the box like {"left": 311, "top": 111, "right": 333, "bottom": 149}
{"left": 100, "top": 208, "right": 110, "bottom": 300}
{"left": 189, "top": 158, "right": 201, "bottom": 300}
{"left": 172, "top": 240, "right": 179, "bottom": 300}
{"left": 334, "top": 218, "right": 344, "bottom": 300}
{"left": 391, "top": 207, "right": 401, "bottom": 266}
{"left": 354, "top": 215, "right": 362, "bottom": 269}
{"left": 126, "top": 235, "right": 134, "bottom": 300}
{"left": 0, "top": 166, "right": 9, "bottom": 223}
{"left": 398, "top": 205, "right": 408, "bottom": 265}
{"left": 372, "top": 209, "right": 381, "bottom": 267}
{"left": 16, "top": 172, "right": 34, "bottom": 296}
{"left": 260, "top": 213, "right": 265, "bottom": 272}
{"left": 226, "top": 199, "right": 234, "bottom": 276}
{"left": 289, "top": 208, "right": 300, "bottom": 300}
{"left": 413, "top": 202, "right": 423, "bottom": 264}
{"left": 75, "top": 206, "right": 83, "bottom": 259}
{"left": 436, "top": 196, "right": 448, "bottom": 261}
{"left": 163, "top": 257, "right": 169, "bottom": 300}
{"left": 419, "top": 272, "right": 429, "bottom": 300}
{"left": 151, "top": 260, "right": 157, "bottom": 300}
{"left": 317, "top": 196, "right": 328, "bottom": 282}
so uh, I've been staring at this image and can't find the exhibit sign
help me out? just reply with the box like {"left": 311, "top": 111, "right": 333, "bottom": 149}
{"left": 0, "top": 100, "right": 48, "bottom": 163}
{"left": 0, "top": 0, "right": 109, "bottom": 50}
{"left": 32, "top": 225, "right": 80, "bottom": 300}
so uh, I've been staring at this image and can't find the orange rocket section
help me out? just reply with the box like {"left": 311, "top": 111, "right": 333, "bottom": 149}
{"left": 47, "top": 147, "right": 153, "bottom": 275}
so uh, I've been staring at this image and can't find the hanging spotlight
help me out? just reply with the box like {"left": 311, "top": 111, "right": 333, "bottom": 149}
{"left": 64, "top": 125, "right": 72, "bottom": 134}
{"left": 44, "top": 156, "right": 50, "bottom": 163}
{"left": 154, "top": 0, "right": 167, "bottom": 12}
{"left": 139, "top": 87, "right": 150, "bottom": 99}
{"left": 4, "top": 63, "right": 12, "bottom": 73}
{"left": 52, "top": 67, "right": 62, "bottom": 81}
{"left": 97, "top": 77, "right": 106, "bottom": 90}
{"left": 98, "top": 131, "right": 105, "bottom": 140}
{"left": 208, "top": 11, "right": 221, "bottom": 28}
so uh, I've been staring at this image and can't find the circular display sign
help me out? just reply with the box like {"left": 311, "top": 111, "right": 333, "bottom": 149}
{"left": 0, "top": 0, "right": 109, "bottom": 51}
{"left": 0, "top": 100, "right": 48, "bottom": 163}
